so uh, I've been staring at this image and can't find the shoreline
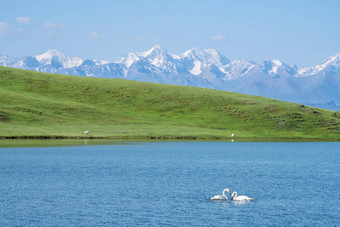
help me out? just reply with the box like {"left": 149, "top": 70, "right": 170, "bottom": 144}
{"left": 1, "top": 136, "right": 339, "bottom": 142}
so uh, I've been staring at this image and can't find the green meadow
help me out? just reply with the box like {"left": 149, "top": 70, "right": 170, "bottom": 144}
{"left": 0, "top": 66, "right": 339, "bottom": 139}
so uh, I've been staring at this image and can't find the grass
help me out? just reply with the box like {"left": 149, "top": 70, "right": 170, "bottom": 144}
{"left": 0, "top": 66, "right": 339, "bottom": 139}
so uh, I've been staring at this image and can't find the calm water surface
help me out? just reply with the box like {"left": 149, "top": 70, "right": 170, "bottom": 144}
{"left": 0, "top": 142, "right": 339, "bottom": 226}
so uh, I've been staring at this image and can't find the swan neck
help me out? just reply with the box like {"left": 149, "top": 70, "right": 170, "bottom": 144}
{"left": 232, "top": 191, "right": 237, "bottom": 200}
{"left": 223, "top": 189, "right": 227, "bottom": 199}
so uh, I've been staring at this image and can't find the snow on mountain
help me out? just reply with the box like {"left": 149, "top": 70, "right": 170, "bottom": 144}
{"left": 223, "top": 59, "right": 258, "bottom": 79}
{"left": 140, "top": 45, "right": 178, "bottom": 72}
{"left": 297, "top": 52, "right": 340, "bottom": 76}
{"left": 1, "top": 47, "right": 340, "bottom": 110}
{"left": 116, "top": 52, "right": 140, "bottom": 69}
{"left": 268, "top": 59, "right": 282, "bottom": 74}
{"left": 311, "top": 52, "right": 340, "bottom": 74}
{"left": 0, "top": 55, "right": 24, "bottom": 68}
{"left": 116, "top": 45, "right": 179, "bottom": 75}
{"left": 35, "top": 49, "right": 83, "bottom": 68}
{"left": 180, "top": 47, "right": 229, "bottom": 76}
{"left": 189, "top": 60, "right": 202, "bottom": 75}
{"left": 181, "top": 47, "right": 229, "bottom": 67}
{"left": 260, "top": 59, "right": 297, "bottom": 76}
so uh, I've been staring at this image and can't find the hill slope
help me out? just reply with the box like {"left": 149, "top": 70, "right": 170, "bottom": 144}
{"left": 1, "top": 46, "right": 340, "bottom": 110}
{"left": 0, "top": 66, "right": 339, "bottom": 139}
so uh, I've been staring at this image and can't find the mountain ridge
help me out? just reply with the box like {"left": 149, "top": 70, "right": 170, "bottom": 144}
{"left": 1, "top": 46, "right": 340, "bottom": 110}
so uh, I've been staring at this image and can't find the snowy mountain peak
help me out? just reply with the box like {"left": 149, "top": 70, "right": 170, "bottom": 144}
{"left": 223, "top": 59, "right": 258, "bottom": 78}
{"left": 298, "top": 52, "right": 340, "bottom": 75}
{"left": 182, "top": 47, "right": 202, "bottom": 56}
{"left": 35, "top": 49, "right": 65, "bottom": 62}
{"left": 116, "top": 45, "right": 179, "bottom": 70}
{"left": 35, "top": 49, "right": 83, "bottom": 68}
{"left": 140, "top": 45, "right": 168, "bottom": 57}
{"left": 328, "top": 51, "right": 340, "bottom": 60}
{"left": 204, "top": 48, "right": 228, "bottom": 64}
{"left": 314, "top": 52, "right": 340, "bottom": 71}
{"left": 182, "top": 47, "right": 229, "bottom": 66}
{"left": 140, "top": 45, "right": 179, "bottom": 68}
{"left": 182, "top": 47, "right": 211, "bottom": 59}
{"left": 116, "top": 52, "right": 140, "bottom": 68}
{"left": 262, "top": 59, "right": 283, "bottom": 66}
{"left": 267, "top": 59, "right": 282, "bottom": 74}
{"left": 271, "top": 59, "right": 283, "bottom": 66}
{"left": 260, "top": 59, "right": 297, "bottom": 75}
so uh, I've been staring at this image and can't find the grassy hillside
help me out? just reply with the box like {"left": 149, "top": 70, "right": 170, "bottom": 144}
{"left": 0, "top": 66, "right": 339, "bottom": 139}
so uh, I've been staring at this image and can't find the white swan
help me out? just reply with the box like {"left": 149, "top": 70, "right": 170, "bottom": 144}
{"left": 211, "top": 188, "right": 231, "bottom": 200}
{"left": 231, "top": 191, "right": 254, "bottom": 201}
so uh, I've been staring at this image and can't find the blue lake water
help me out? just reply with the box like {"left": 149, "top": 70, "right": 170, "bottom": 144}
{"left": 0, "top": 141, "right": 339, "bottom": 226}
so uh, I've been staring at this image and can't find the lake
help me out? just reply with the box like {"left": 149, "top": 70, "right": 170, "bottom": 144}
{"left": 0, "top": 141, "right": 339, "bottom": 226}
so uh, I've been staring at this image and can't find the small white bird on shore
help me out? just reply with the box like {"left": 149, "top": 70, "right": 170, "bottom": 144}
{"left": 84, "top": 131, "right": 88, "bottom": 134}
{"left": 231, "top": 133, "right": 235, "bottom": 138}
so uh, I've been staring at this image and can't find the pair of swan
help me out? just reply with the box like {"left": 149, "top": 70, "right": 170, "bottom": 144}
{"left": 211, "top": 188, "right": 254, "bottom": 201}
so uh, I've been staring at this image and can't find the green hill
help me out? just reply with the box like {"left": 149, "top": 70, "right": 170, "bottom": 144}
{"left": 0, "top": 66, "right": 339, "bottom": 139}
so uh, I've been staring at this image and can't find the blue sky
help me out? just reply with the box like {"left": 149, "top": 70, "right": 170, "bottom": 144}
{"left": 1, "top": 0, "right": 339, "bottom": 66}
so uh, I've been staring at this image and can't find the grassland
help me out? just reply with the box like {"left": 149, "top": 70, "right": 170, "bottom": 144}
{"left": 0, "top": 66, "right": 339, "bottom": 139}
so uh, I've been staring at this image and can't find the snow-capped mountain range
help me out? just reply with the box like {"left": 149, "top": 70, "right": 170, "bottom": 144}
{"left": 1, "top": 45, "right": 340, "bottom": 110}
